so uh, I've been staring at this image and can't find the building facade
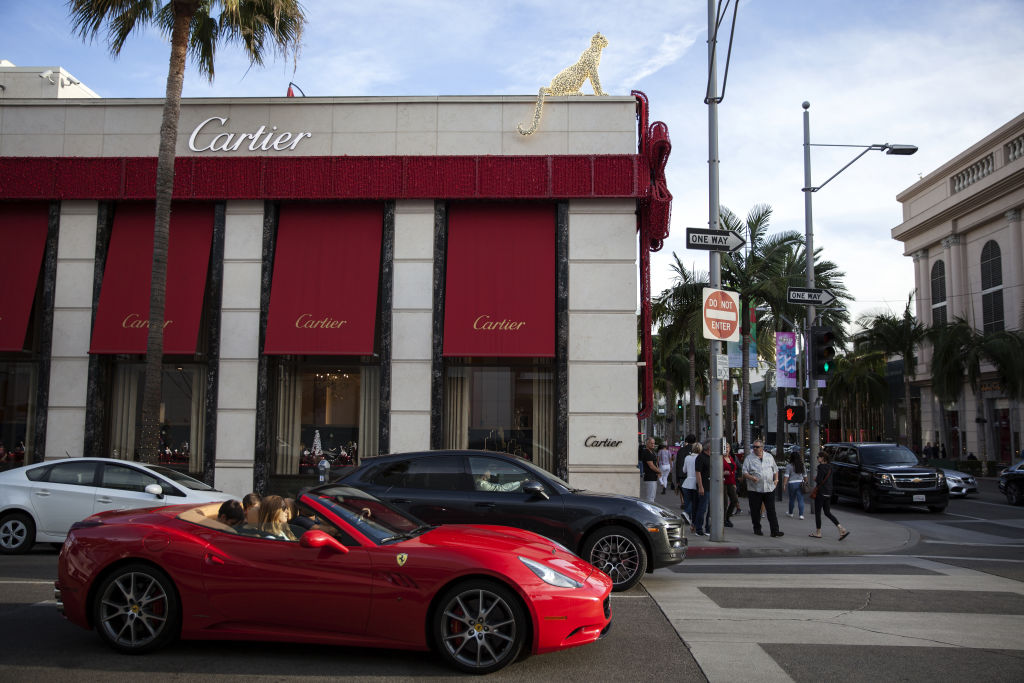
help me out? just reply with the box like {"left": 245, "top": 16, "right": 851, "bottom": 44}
{"left": 892, "top": 112, "right": 1024, "bottom": 462}
{"left": 0, "top": 64, "right": 673, "bottom": 496}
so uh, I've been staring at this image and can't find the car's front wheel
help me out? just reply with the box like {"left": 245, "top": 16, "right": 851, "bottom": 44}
{"left": 93, "top": 564, "right": 180, "bottom": 654}
{"left": 1006, "top": 482, "right": 1024, "bottom": 506}
{"left": 860, "top": 487, "right": 875, "bottom": 513}
{"left": 0, "top": 512, "right": 35, "bottom": 554}
{"left": 431, "top": 579, "right": 526, "bottom": 674}
{"left": 582, "top": 525, "right": 648, "bottom": 592}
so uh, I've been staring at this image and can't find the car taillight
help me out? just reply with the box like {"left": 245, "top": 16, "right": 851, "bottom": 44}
{"left": 68, "top": 520, "right": 103, "bottom": 532}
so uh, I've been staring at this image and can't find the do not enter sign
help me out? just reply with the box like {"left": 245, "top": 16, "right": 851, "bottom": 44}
{"left": 702, "top": 288, "right": 740, "bottom": 342}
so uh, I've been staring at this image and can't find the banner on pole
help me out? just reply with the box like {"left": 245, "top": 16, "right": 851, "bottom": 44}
{"left": 776, "top": 332, "right": 797, "bottom": 388}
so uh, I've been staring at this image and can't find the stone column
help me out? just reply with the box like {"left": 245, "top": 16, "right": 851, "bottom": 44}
{"left": 1006, "top": 209, "right": 1023, "bottom": 460}
{"left": 390, "top": 200, "right": 435, "bottom": 453}
{"left": 46, "top": 201, "right": 98, "bottom": 459}
{"left": 942, "top": 235, "right": 964, "bottom": 321}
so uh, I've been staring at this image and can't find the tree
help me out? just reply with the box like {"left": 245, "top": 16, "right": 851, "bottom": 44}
{"left": 69, "top": 0, "right": 305, "bottom": 462}
{"left": 653, "top": 254, "right": 709, "bottom": 438}
{"left": 721, "top": 204, "right": 801, "bottom": 455}
{"left": 824, "top": 349, "right": 887, "bottom": 441}
{"left": 858, "top": 292, "right": 927, "bottom": 446}
{"left": 927, "top": 319, "right": 1024, "bottom": 459}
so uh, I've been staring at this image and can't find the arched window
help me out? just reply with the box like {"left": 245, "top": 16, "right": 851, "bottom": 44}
{"left": 930, "top": 260, "right": 947, "bottom": 326}
{"left": 980, "top": 240, "right": 1003, "bottom": 332}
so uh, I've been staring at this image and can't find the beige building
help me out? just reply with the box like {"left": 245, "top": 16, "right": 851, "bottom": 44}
{"left": 892, "top": 112, "right": 1024, "bottom": 463}
{"left": 0, "top": 63, "right": 671, "bottom": 496}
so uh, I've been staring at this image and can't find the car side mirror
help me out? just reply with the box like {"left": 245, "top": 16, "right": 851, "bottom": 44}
{"left": 144, "top": 483, "right": 165, "bottom": 499}
{"left": 300, "top": 529, "right": 350, "bottom": 554}
{"left": 522, "top": 481, "right": 549, "bottom": 500}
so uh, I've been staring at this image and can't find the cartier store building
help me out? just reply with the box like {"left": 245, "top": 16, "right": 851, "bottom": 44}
{"left": 0, "top": 71, "right": 671, "bottom": 497}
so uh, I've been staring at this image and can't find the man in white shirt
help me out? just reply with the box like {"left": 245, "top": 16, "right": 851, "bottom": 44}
{"left": 742, "top": 440, "right": 784, "bottom": 537}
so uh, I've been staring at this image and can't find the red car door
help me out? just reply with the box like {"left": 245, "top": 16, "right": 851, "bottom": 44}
{"left": 199, "top": 531, "right": 374, "bottom": 636}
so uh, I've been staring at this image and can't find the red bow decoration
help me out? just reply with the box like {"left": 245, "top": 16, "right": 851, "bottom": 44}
{"left": 633, "top": 91, "right": 673, "bottom": 420}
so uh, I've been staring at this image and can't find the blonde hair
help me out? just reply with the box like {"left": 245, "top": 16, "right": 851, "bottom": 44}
{"left": 257, "top": 495, "right": 296, "bottom": 540}
{"left": 691, "top": 442, "right": 703, "bottom": 454}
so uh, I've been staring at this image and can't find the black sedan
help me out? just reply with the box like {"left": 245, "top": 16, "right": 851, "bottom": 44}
{"left": 337, "top": 450, "right": 686, "bottom": 590}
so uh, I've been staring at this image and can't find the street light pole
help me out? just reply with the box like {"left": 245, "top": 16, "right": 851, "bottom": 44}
{"left": 800, "top": 101, "right": 917, "bottom": 482}
{"left": 707, "top": 0, "right": 724, "bottom": 541}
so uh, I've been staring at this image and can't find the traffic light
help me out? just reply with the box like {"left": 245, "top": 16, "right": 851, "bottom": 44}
{"left": 676, "top": 399, "right": 683, "bottom": 410}
{"left": 784, "top": 405, "right": 806, "bottom": 424}
{"left": 810, "top": 326, "right": 836, "bottom": 379}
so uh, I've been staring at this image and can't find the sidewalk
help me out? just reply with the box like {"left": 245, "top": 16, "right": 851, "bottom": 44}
{"left": 655, "top": 487, "right": 919, "bottom": 558}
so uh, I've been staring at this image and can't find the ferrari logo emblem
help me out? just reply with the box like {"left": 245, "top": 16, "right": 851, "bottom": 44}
{"left": 396, "top": 553, "right": 408, "bottom": 567}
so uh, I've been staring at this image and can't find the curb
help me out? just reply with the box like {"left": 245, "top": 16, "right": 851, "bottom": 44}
{"left": 687, "top": 545, "right": 740, "bottom": 557}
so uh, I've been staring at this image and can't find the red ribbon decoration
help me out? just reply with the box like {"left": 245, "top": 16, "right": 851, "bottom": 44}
{"left": 633, "top": 90, "right": 673, "bottom": 420}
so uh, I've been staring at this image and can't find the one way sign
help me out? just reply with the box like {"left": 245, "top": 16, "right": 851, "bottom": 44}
{"left": 686, "top": 227, "right": 745, "bottom": 252}
{"left": 787, "top": 286, "right": 837, "bottom": 306}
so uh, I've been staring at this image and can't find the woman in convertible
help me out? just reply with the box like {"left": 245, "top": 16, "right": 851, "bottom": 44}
{"left": 257, "top": 495, "right": 298, "bottom": 540}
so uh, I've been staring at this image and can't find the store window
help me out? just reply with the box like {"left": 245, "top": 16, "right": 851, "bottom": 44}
{"left": 107, "top": 363, "right": 206, "bottom": 471}
{"left": 0, "top": 363, "right": 36, "bottom": 468}
{"left": 269, "top": 360, "right": 378, "bottom": 479}
{"left": 930, "top": 260, "right": 947, "bottom": 326}
{"left": 444, "top": 360, "right": 555, "bottom": 473}
{"left": 980, "top": 240, "right": 1003, "bottom": 332}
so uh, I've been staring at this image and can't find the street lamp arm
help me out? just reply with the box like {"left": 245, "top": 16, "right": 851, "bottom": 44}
{"left": 803, "top": 143, "right": 918, "bottom": 192}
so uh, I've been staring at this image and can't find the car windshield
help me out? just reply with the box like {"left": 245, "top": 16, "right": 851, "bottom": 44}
{"left": 305, "top": 485, "right": 427, "bottom": 544}
{"left": 860, "top": 446, "right": 919, "bottom": 466}
{"left": 146, "top": 465, "right": 217, "bottom": 491}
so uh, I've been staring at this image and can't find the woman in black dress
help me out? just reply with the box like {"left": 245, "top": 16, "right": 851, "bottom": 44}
{"left": 809, "top": 451, "right": 849, "bottom": 540}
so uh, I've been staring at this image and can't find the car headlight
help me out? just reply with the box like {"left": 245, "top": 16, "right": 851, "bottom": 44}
{"left": 947, "top": 476, "right": 962, "bottom": 485}
{"left": 875, "top": 473, "right": 894, "bottom": 487}
{"left": 518, "top": 556, "right": 582, "bottom": 589}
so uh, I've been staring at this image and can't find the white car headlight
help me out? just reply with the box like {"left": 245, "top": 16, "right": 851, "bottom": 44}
{"left": 518, "top": 556, "right": 582, "bottom": 589}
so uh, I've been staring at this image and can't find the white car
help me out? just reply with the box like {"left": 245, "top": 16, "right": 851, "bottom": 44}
{"left": 940, "top": 468, "right": 978, "bottom": 497}
{"left": 0, "top": 457, "right": 233, "bottom": 554}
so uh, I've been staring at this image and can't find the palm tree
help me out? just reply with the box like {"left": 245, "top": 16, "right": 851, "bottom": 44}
{"left": 653, "top": 254, "right": 710, "bottom": 437}
{"left": 858, "top": 292, "right": 927, "bottom": 446}
{"left": 68, "top": 1, "right": 305, "bottom": 462}
{"left": 824, "top": 349, "right": 887, "bottom": 441}
{"left": 927, "top": 319, "right": 1024, "bottom": 459}
{"left": 721, "top": 204, "right": 802, "bottom": 455}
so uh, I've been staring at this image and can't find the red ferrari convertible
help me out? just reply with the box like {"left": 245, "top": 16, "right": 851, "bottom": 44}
{"left": 56, "top": 484, "right": 612, "bottom": 674}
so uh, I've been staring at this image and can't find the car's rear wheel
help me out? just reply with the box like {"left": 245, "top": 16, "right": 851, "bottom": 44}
{"left": 93, "top": 564, "right": 180, "bottom": 654}
{"left": 1007, "top": 482, "right": 1024, "bottom": 506}
{"left": 582, "top": 525, "right": 647, "bottom": 592}
{"left": 860, "top": 487, "right": 875, "bottom": 513}
{"left": 0, "top": 512, "right": 35, "bottom": 554}
{"left": 431, "top": 579, "right": 526, "bottom": 674}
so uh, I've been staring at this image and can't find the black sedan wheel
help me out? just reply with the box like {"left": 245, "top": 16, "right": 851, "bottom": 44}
{"left": 432, "top": 579, "right": 526, "bottom": 674}
{"left": 0, "top": 512, "right": 34, "bottom": 554}
{"left": 583, "top": 525, "right": 647, "bottom": 592}
{"left": 93, "top": 564, "right": 180, "bottom": 654}
{"left": 1007, "top": 482, "right": 1024, "bottom": 506}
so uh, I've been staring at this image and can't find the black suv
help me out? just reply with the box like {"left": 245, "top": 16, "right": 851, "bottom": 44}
{"left": 823, "top": 442, "right": 948, "bottom": 513}
{"left": 337, "top": 450, "right": 686, "bottom": 591}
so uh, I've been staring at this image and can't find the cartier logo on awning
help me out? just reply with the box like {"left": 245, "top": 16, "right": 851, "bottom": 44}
{"left": 121, "top": 314, "right": 173, "bottom": 329}
{"left": 472, "top": 315, "right": 526, "bottom": 331}
{"left": 295, "top": 314, "right": 348, "bottom": 329}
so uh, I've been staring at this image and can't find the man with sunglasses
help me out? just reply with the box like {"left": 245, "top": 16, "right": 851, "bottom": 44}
{"left": 741, "top": 440, "right": 784, "bottom": 537}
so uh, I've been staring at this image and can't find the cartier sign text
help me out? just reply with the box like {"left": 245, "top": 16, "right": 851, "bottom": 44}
{"left": 584, "top": 435, "right": 622, "bottom": 448}
{"left": 188, "top": 116, "right": 312, "bottom": 153}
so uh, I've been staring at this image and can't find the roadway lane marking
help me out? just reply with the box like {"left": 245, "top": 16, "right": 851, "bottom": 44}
{"left": 909, "top": 555, "right": 1024, "bottom": 563}
{"left": 0, "top": 580, "right": 54, "bottom": 585}
{"left": 921, "top": 540, "right": 1024, "bottom": 547}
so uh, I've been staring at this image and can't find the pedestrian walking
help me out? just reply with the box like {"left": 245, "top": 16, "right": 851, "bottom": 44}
{"left": 808, "top": 451, "right": 849, "bottom": 541}
{"left": 657, "top": 441, "right": 673, "bottom": 494}
{"left": 722, "top": 442, "right": 739, "bottom": 527}
{"left": 680, "top": 442, "right": 703, "bottom": 533}
{"left": 783, "top": 455, "right": 806, "bottom": 519}
{"left": 639, "top": 437, "right": 660, "bottom": 502}
{"left": 694, "top": 442, "right": 710, "bottom": 536}
{"left": 675, "top": 434, "right": 696, "bottom": 510}
{"left": 742, "top": 440, "right": 783, "bottom": 537}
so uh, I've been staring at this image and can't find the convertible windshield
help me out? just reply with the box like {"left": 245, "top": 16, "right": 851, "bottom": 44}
{"left": 147, "top": 465, "right": 217, "bottom": 491}
{"left": 860, "top": 447, "right": 919, "bottom": 466}
{"left": 306, "top": 485, "right": 423, "bottom": 544}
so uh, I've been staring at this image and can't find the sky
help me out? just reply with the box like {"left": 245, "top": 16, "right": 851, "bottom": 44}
{"left": 3, "top": 0, "right": 1024, "bottom": 326}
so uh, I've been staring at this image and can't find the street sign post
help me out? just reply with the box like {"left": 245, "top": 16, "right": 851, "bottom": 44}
{"left": 686, "top": 227, "right": 745, "bottom": 252}
{"left": 787, "top": 286, "right": 836, "bottom": 306}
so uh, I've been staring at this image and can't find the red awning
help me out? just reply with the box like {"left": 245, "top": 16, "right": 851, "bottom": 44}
{"left": 443, "top": 203, "right": 555, "bottom": 357}
{"left": 90, "top": 203, "right": 214, "bottom": 354}
{"left": 265, "top": 203, "right": 383, "bottom": 355}
{"left": 0, "top": 203, "right": 49, "bottom": 352}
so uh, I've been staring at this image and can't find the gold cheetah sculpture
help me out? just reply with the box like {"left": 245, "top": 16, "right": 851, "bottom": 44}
{"left": 517, "top": 32, "right": 609, "bottom": 136}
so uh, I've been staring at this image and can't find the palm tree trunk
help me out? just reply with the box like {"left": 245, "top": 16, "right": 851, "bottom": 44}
{"left": 688, "top": 340, "right": 697, "bottom": 438}
{"left": 904, "top": 377, "right": 913, "bottom": 448}
{"left": 140, "top": 7, "right": 194, "bottom": 463}
{"left": 741, "top": 332, "right": 751, "bottom": 455}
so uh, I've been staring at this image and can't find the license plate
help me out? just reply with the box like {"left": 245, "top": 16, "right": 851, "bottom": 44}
{"left": 913, "top": 494, "right": 925, "bottom": 502}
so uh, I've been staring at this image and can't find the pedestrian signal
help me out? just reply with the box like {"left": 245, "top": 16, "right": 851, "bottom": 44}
{"left": 784, "top": 405, "right": 806, "bottom": 423}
